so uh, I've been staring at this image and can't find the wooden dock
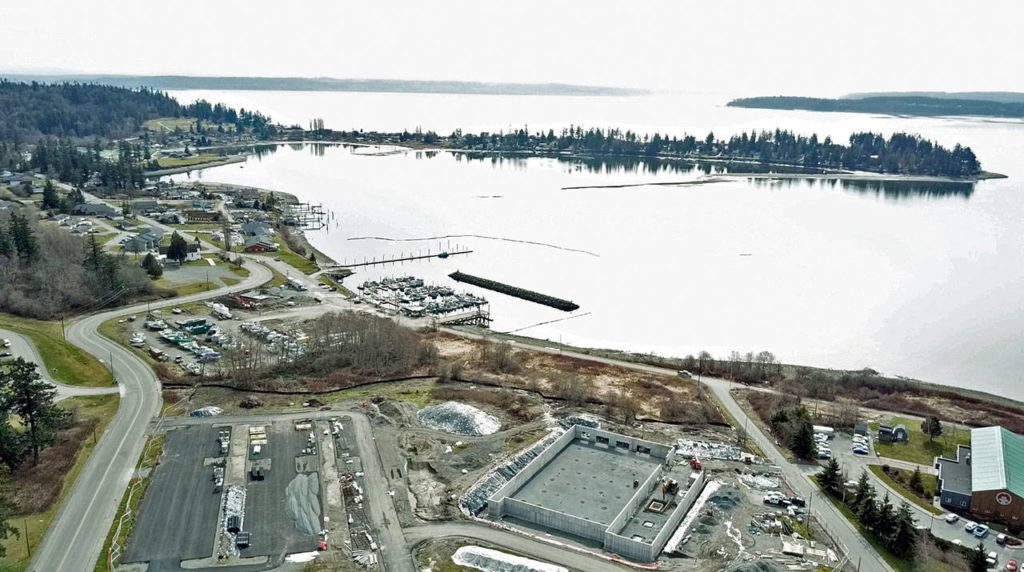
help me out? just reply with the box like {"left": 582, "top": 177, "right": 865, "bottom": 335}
{"left": 329, "top": 250, "right": 472, "bottom": 269}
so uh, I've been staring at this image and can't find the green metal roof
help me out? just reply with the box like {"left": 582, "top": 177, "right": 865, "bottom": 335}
{"left": 970, "top": 426, "right": 1024, "bottom": 495}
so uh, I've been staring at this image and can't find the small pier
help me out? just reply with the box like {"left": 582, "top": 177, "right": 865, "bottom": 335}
{"left": 329, "top": 250, "right": 472, "bottom": 269}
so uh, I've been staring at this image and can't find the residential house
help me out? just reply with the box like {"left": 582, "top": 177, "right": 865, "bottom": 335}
{"left": 159, "top": 243, "right": 202, "bottom": 262}
{"left": 240, "top": 221, "right": 271, "bottom": 236}
{"left": 155, "top": 211, "right": 187, "bottom": 225}
{"left": 72, "top": 203, "right": 118, "bottom": 217}
{"left": 243, "top": 235, "right": 278, "bottom": 253}
{"left": 132, "top": 199, "right": 160, "bottom": 214}
{"left": 185, "top": 209, "right": 218, "bottom": 223}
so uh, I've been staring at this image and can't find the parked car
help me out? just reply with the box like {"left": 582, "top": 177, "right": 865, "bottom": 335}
{"left": 944, "top": 513, "right": 960, "bottom": 523}
{"left": 0, "top": 352, "right": 11, "bottom": 358}
{"left": 987, "top": 551, "right": 998, "bottom": 567}
{"left": 1006, "top": 559, "right": 1017, "bottom": 571}
{"left": 965, "top": 521, "right": 978, "bottom": 532}
{"left": 789, "top": 496, "right": 806, "bottom": 507}
{"left": 2, "top": 339, "right": 10, "bottom": 347}
{"left": 975, "top": 524, "right": 991, "bottom": 538}
{"left": 853, "top": 447, "right": 869, "bottom": 455}
{"left": 997, "top": 533, "right": 1008, "bottom": 545}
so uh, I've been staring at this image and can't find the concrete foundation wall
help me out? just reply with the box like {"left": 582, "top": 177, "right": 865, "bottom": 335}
{"left": 608, "top": 465, "right": 664, "bottom": 534}
{"left": 488, "top": 428, "right": 576, "bottom": 514}
{"left": 605, "top": 530, "right": 657, "bottom": 562}
{"left": 503, "top": 497, "right": 607, "bottom": 542}
{"left": 651, "top": 471, "right": 707, "bottom": 553}
{"left": 577, "top": 426, "right": 673, "bottom": 459}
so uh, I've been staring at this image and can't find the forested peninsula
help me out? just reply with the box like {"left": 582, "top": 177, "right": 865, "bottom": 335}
{"left": 728, "top": 94, "right": 1024, "bottom": 120}
{"left": 335, "top": 127, "right": 984, "bottom": 178}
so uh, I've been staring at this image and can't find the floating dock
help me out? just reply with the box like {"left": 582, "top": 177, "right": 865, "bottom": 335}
{"left": 330, "top": 250, "right": 472, "bottom": 269}
{"left": 448, "top": 271, "right": 579, "bottom": 312}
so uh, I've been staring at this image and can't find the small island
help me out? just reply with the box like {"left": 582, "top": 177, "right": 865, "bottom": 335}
{"left": 728, "top": 93, "right": 1024, "bottom": 121}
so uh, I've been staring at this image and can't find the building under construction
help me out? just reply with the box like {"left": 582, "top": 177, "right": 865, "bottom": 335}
{"left": 487, "top": 425, "right": 706, "bottom": 562}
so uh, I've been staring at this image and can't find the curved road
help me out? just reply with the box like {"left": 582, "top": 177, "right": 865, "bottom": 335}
{"left": 27, "top": 260, "right": 272, "bottom": 572}
{"left": 0, "top": 329, "right": 119, "bottom": 402}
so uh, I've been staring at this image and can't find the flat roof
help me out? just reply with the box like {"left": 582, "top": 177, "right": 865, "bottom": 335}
{"left": 937, "top": 445, "right": 972, "bottom": 495}
{"left": 508, "top": 439, "right": 661, "bottom": 526}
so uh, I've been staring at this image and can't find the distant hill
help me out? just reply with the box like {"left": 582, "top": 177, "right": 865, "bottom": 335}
{"left": 727, "top": 95, "right": 1024, "bottom": 119}
{"left": 0, "top": 74, "right": 649, "bottom": 97}
{"left": 844, "top": 91, "right": 1024, "bottom": 104}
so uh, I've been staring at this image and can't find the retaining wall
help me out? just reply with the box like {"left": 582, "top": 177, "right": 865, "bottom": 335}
{"left": 650, "top": 471, "right": 707, "bottom": 554}
{"left": 488, "top": 428, "right": 575, "bottom": 514}
{"left": 503, "top": 497, "right": 607, "bottom": 542}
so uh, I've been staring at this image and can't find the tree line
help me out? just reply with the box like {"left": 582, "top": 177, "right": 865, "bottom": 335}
{"left": 339, "top": 125, "right": 981, "bottom": 177}
{"left": 729, "top": 95, "right": 1024, "bottom": 121}
{"left": 0, "top": 80, "right": 275, "bottom": 142}
{"left": 0, "top": 358, "right": 67, "bottom": 557}
{"left": 0, "top": 208, "right": 153, "bottom": 319}
{"left": 818, "top": 463, "right": 919, "bottom": 558}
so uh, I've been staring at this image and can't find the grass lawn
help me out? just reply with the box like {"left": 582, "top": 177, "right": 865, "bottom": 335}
{"left": 156, "top": 153, "right": 225, "bottom": 169}
{"left": 871, "top": 417, "right": 970, "bottom": 465}
{"left": 92, "top": 434, "right": 165, "bottom": 572}
{"left": 254, "top": 240, "right": 317, "bottom": 275}
{"left": 228, "top": 265, "right": 250, "bottom": 278}
{"left": 152, "top": 279, "right": 219, "bottom": 297}
{"left": 319, "top": 274, "right": 354, "bottom": 298}
{"left": 0, "top": 394, "right": 119, "bottom": 571}
{"left": 94, "top": 232, "right": 118, "bottom": 246}
{"left": 221, "top": 277, "right": 240, "bottom": 286}
{"left": 869, "top": 465, "right": 944, "bottom": 515}
{"left": 265, "top": 268, "right": 288, "bottom": 289}
{"left": 0, "top": 314, "right": 113, "bottom": 387}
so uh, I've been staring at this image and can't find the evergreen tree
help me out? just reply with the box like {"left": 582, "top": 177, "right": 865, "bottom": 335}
{"left": 852, "top": 470, "right": 875, "bottom": 511}
{"left": 909, "top": 466, "right": 923, "bottom": 494}
{"left": 41, "top": 179, "right": 59, "bottom": 210}
{"left": 921, "top": 415, "right": 943, "bottom": 442}
{"left": 166, "top": 231, "right": 188, "bottom": 264}
{"left": 0, "top": 469, "right": 18, "bottom": 558}
{"left": 874, "top": 492, "right": 896, "bottom": 539}
{"left": 0, "top": 224, "right": 12, "bottom": 259}
{"left": 0, "top": 358, "right": 67, "bottom": 465}
{"left": 789, "top": 417, "right": 817, "bottom": 460}
{"left": 856, "top": 494, "right": 878, "bottom": 530}
{"left": 968, "top": 542, "right": 988, "bottom": 572}
{"left": 141, "top": 252, "right": 162, "bottom": 278}
{"left": 817, "top": 458, "right": 841, "bottom": 493}
{"left": 888, "top": 500, "right": 918, "bottom": 557}
{"left": 8, "top": 211, "right": 38, "bottom": 265}
{"left": 83, "top": 233, "right": 102, "bottom": 271}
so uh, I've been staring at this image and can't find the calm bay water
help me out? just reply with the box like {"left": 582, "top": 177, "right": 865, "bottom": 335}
{"left": 169, "top": 90, "right": 1024, "bottom": 400}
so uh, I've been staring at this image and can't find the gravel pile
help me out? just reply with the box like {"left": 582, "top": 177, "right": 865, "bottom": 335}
{"left": 286, "top": 473, "right": 322, "bottom": 536}
{"left": 453, "top": 545, "right": 568, "bottom": 572}
{"left": 418, "top": 401, "right": 501, "bottom": 436}
{"left": 675, "top": 438, "right": 745, "bottom": 461}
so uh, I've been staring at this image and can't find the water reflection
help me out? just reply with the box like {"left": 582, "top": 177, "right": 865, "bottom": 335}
{"left": 245, "top": 143, "right": 976, "bottom": 199}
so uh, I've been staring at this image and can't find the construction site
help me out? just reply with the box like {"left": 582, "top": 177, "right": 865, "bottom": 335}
{"left": 113, "top": 302, "right": 843, "bottom": 572}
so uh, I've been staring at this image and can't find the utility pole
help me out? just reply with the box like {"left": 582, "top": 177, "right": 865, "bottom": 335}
{"left": 109, "top": 350, "right": 115, "bottom": 383}
{"left": 24, "top": 519, "right": 30, "bottom": 557}
{"left": 60, "top": 315, "right": 66, "bottom": 340}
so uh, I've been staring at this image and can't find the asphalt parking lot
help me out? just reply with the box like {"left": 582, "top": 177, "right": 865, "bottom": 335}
{"left": 124, "top": 425, "right": 223, "bottom": 565}
{"left": 241, "top": 421, "right": 321, "bottom": 558}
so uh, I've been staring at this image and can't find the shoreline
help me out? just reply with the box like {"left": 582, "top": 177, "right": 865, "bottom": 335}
{"left": 143, "top": 155, "right": 246, "bottom": 177}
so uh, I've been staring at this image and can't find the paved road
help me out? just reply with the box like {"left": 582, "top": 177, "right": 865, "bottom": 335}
{"left": 27, "top": 260, "right": 272, "bottom": 572}
{"left": 405, "top": 523, "right": 626, "bottom": 572}
{"left": 0, "top": 328, "right": 120, "bottom": 402}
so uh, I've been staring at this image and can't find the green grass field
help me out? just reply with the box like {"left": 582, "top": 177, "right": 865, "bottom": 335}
{"left": 254, "top": 239, "right": 318, "bottom": 274}
{"left": 152, "top": 279, "right": 219, "bottom": 297}
{"left": 0, "top": 314, "right": 113, "bottom": 387}
{"left": 0, "top": 394, "right": 119, "bottom": 570}
{"left": 221, "top": 277, "right": 240, "bottom": 286}
{"left": 155, "top": 153, "right": 224, "bottom": 169}
{"left": 869, "top": 465, "right": 943, "bottom": 515}
{"left": 871, "top": 417, "right": 971, "bottom": 465}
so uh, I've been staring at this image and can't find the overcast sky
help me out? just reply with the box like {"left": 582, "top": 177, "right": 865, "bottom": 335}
{"left": 3, "top": 0, "right": 1021, "bottom": 96}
